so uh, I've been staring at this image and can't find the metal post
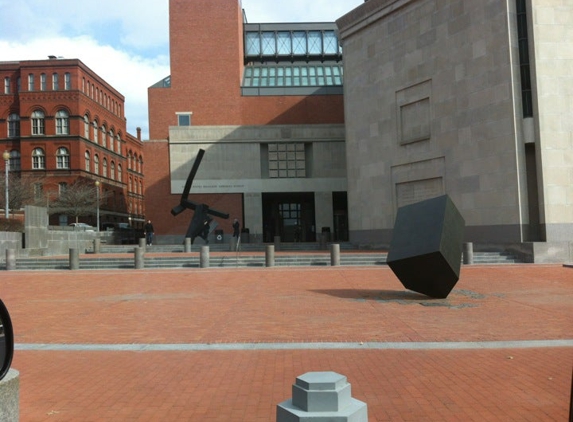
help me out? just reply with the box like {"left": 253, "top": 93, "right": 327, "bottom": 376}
{"left": 3, "top": 151, "right": 10, "bottom": 219}
{"left": 95, "top": 181, "right": 100, "bottom": 232}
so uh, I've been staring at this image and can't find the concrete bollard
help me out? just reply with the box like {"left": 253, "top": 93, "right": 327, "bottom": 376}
{"left": 200, "top": 245, "right": 209, "bottom": 268}
{"left": 463, "top": 242, "right": 473, "bottom": 265}
{"left": 138, "top": 237, "right": 146, "bottom": 250}
{"left": 0, "top": 369, "right": 19, "bottom": 422}
{"left": 134, "top": 247, "right": 144, "bottom": 269}
{"left": 5, "top": 249, "right": 16, "bottom": 271}
{"left": 274, "top": 235, "right": 281, "bottom": 252}
{"left": 277, "top": 371, "right": 368, "bottom": 422}
{"left": 69, "top": 248, "right": 79, "bottom": 270}
{"left": 265, "top": 245, "right": 275, "bottom": 267}
{"left": 93, "top": 238, "right": 101, "bottom": 254}
{"left": 184, "top": 237, "right": 192, "bottom": 253}
{"left": 330, "top": 243, "right": 340, "bottom": 266}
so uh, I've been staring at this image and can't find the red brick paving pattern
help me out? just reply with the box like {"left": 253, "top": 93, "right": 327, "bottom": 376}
{"left": 1, "top": 264, "right": 572, "bottom": 421}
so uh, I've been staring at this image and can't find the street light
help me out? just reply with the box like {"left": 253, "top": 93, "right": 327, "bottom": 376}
{"left": 2, "top": 151, "right": 9, "bottom": 219}
{"left": 95, "top": 180, "right": 100, "bottom": 231}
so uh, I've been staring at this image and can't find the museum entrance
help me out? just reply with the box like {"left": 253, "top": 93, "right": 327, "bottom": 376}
{"left": 262, "top": 192, "right": 315, "bottom": 242}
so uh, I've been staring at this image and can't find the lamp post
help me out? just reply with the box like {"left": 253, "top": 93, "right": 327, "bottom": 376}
{"left": 95, "top": 180, "right": 100, "bottom": 232}
{"left": 2, "top": 151, "right": 9, "bottom": 219}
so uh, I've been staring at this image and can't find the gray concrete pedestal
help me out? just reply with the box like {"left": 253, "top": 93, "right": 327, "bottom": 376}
{"left": 0, "top": 369, "right": 19, "bottom": 422}
{"left": 277, "top": 372, "right": 367, "bottom": 422}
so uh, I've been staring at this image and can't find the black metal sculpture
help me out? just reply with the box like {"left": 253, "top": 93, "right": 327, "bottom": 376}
{"left": 171, "top": 149, "right": 229, "bottom": 243}
{"left": 387, "top": 195, "right": 465, "bottom": 299}
{"left": 0, "top": 299, "right": 14, "bottom": 381}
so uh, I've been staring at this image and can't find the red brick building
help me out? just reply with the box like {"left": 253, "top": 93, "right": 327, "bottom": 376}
{"left": 146, "top": 0, "right": 348, "bottom": 243}
{"left": 0, "top": 58, "right": 145, "bottom": 228}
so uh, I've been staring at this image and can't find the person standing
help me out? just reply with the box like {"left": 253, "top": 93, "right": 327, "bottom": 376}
{"left": 144, "top": 220, "right": 154, "bottom": 246}
{"left": 232, "top": 218, "right": 240, "bottom": 238}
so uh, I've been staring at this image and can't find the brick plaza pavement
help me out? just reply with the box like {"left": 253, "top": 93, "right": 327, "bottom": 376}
{"left": 1, "top": 264, "right": 571, "bottom": 421}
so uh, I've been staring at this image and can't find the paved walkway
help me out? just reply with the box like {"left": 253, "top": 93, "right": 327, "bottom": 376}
{"left": 1, "top": 264, "right": 572, "bottom": 421}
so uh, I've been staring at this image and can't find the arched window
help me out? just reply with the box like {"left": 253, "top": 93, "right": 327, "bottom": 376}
{"left": 101, "top": 125, "right": 106, "bottom": 148}
{"left": 52, "top": 73, "right": 59, "bottom": 90}
{"left": 84, "top": 115, "right": 90, "bottom": 138}
{"left": 94, "top": 154, "right": 100, "bottom": 174}
{"left": 56, "top": 147, "right": 70, "bottom": 169}
{"left": 32, "top": 147, "right": 45, "bottom": 169}
{"left": 7, "top": 113, "right": 20, "bottom": 138}
{"left": 129, "top": 177, "right": 133, "bottom": 192}
{"left": 109, "top": 130, "right": 114, "bottom": 150}
{"left": 116, "top": 134, "right": 121, "bottom": 154}
{"left": 9, "top": 150, "right": 21, "bottom": 171}
{"left": 85, "top": 151, "right": 90, "bottom": 172}
{"left": 55, "top": 110, "right": 69, "bottom": 135}
{"left": 117, "top": 164, "right": 122, "bottom": 182}
{"left": 93, "top": 121, "right": 98, "bottom": 144}
{"left": 102, "top": 158, "right": 108, "bottom": 178}
{"left": 31, "top": 110, "right": 45, "bottom": 135}
{"left": 110, "top": 161, "right": 115, "bottom": 180}
{"left": 139, "top": 157, "right": 143, "bottom": 174}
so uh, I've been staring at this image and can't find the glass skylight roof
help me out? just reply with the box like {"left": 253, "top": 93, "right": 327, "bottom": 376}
{"left": 243, "top": 64, "right": 343, "bottom": 88}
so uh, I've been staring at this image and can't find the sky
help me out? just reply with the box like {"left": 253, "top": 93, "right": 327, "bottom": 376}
{"left": 0, "top": 0, "right": 364, "bottom": 140}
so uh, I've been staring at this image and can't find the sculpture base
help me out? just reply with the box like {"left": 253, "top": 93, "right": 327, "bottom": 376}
{"left": 0, "top": 369, "right": 19, "bottom": 422}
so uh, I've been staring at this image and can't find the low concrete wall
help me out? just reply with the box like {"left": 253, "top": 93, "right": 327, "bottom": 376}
{"left": 0, "top": 232, "right": 22, "bottom": 261}
{"left": 0, "top": 369, "right": 19, "bottom": 422}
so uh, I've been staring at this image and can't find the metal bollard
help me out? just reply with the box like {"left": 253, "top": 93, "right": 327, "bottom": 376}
{"left": 5, "top": 249, "right": 16, "bottom": 271}
{"left": 200, "top": 245, "right": 209, "bottom": 268}
{"left": 463, "top": 242, "right": 473, "bottom": 265}
{"left": 69, "top": 248, "right": 79, "bottom": 270}
{"left": 134, "top": 246, "right": 144, "bottom": 269}
{"left": 184, "top": 237, "right": 192, "bottom": 253}
{"left": 330, "top": 243, "right": 340, "bottom": 266}
{"left": 265, "top": 245, "right": 275, "bottom": 267}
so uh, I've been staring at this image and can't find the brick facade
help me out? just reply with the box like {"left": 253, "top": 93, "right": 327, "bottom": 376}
{"left": 0, "top": 58, "right": 144, "bottom": 228}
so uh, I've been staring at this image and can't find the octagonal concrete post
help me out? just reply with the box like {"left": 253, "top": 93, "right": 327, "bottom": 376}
{"left": 5, "top": 249, "right": 16, "bottom": 271}
{"left": 200, "top": 246, "right": 209, "bottom": 268}
{"left": 134, "top": 247, "right": 144, "bottom": 269}
{"left": 277, "top": 371, "right": 367, "bottom": 422}
{"left": 330, "top": 243, "right": 340, "bottom": 266}
{"left": 266, "top": 245, "right": 275, "bottom": 267}
{"left": 0, "top": 369, "right": 19, "bottom": 422}
{"left": 69, "top": 248, "right": 79, "bottom": 270}
{"left": 138, "top": 237, "right": 146, "bottom": 250}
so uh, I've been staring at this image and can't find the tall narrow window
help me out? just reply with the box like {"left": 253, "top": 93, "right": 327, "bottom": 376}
{"left": 117, "top": 164, "right": 122, "bottom": 182}
{"left": 7, "top": 113, "right": 20, "bottom": 138}
{"left": 52, "top": 73, "right": 59, "bottom": 90}
{"left": 3, "top": 77, "right": 9, "bottom": 94}
{"left": 101, "top": 125, "right": 107, "bottom": 148}
{"left": 40, "top": 73, "right": 46, "bottom": 91}
{"left": 94, "top": 154, "right": 100, "bottom": 174}
{"left": 58, "top": 182, "right": 67, "bottom": 196}
{"left": 103, "top": 158, "right": 108, "bottom": 178}
{"left": 31, "top": 110, "right": 45, "bottom": 135}
{"left": 85, "top": 151, "right": 91, "bottom": 172}
{"left": 84, "top": 115, "right": 90, "bottom": 138}
{"left": 56, "top": 147, "right": 70, "bottom": 169}
{"left": 116, "top": 135, "right": 121, "bottom": 154}
{"left": 32, "top": 148, "right": 46, "bottom": 169}
{"left": 55, "top": 110, "right": 69, "bottom": 134}
{"left": 93, "top": 121, "right": 98, "bottom": 143}
{"left": 110, "top": 161, "right": 115, "bottom": 180}
{"left": 109, "top": 130, "right": 114, "bottom": 150}
{"left": 28, "top": 74, "right": 35, "bottom": 91}
{"left": 9, "top": 150, "right": 21, "bottom": 171}
{"left": 34, "top": 183, "right": 43, "bottom": 201}
{"left": 64, "top": 72, "right": 71, "bottom": 90}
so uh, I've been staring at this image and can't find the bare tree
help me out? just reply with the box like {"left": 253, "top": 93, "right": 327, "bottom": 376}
{"left": 0, "top": 173, "right": 44, "bottom": 214}
{"left": 48, "top": 180, "right": 110, "bottom": 223}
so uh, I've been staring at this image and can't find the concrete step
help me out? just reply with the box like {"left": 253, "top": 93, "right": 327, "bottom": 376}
{"left": 5, "top": 250, "right": 521, "bottom": 270}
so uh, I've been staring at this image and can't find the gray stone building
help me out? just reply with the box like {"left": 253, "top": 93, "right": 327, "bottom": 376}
{"left": 337, "top": 0, "right": 572, "bottom": 261}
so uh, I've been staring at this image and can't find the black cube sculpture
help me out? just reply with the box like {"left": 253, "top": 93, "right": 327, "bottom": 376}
{"left": 387, "top": 195, "right": 465, "bottom": 299}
